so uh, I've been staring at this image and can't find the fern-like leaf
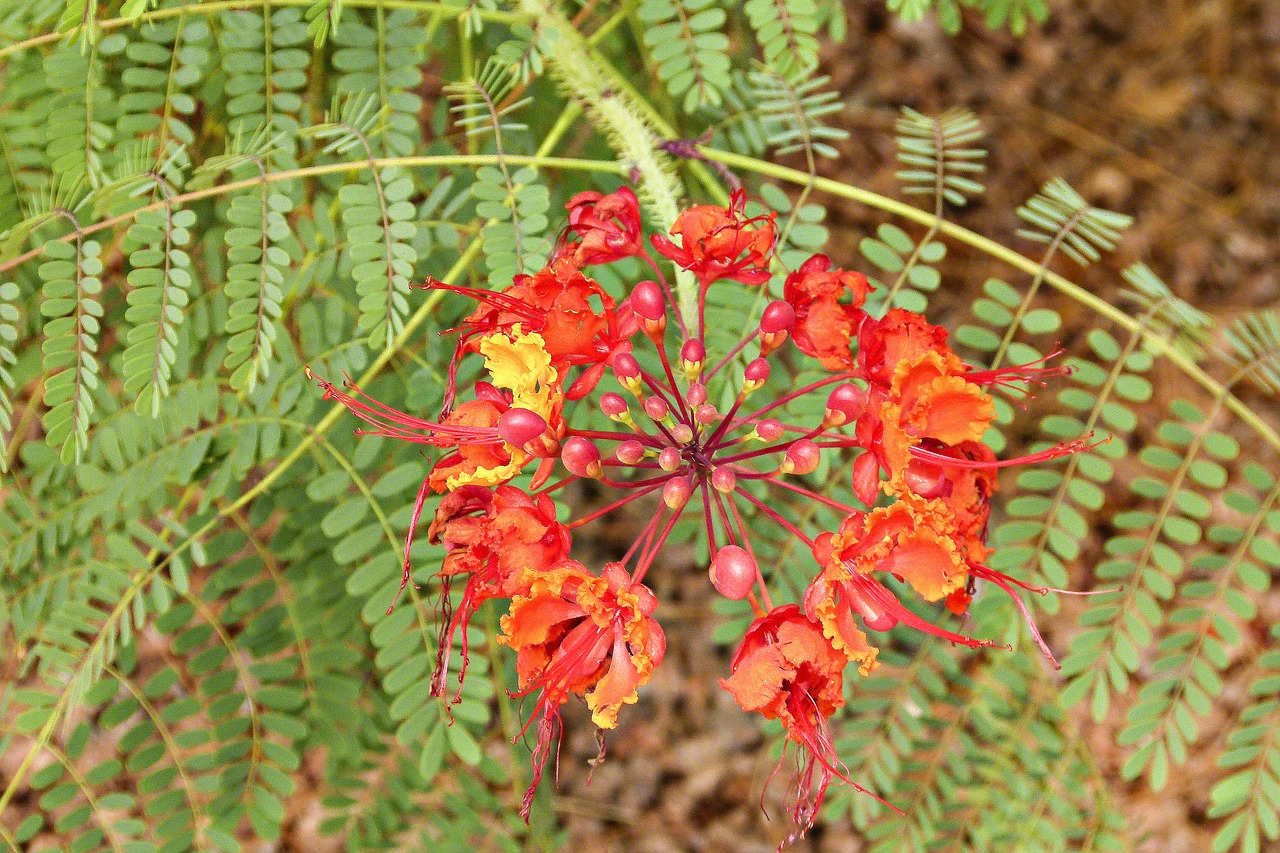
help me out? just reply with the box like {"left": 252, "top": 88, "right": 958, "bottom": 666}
{"left": 1121, "top": 262, "right": 1212, "bottom": 359}
{"left": 121, "top": 205, "right": 196, "bottom": 416}
{"left": 895, "top": 106, "right": 986, "bottom": 207}
{"left": 743, "top": 0, "right": 820, "bottom": 73}
{"left": 637, "top": 0, "right": 733, "bottom": 112}
{"left": 43, "top": 43, "right": 110, "bottom": 187}
{"left": 1225, "top": 310, "right": 1280, "bottom": 394}
{"left": 749, "top": 64, "right": 848, "bottom": 161}
{"left": 0, "top": 280, "right": 17, "bottom": 472}
{"left": 39, "top": 231, "right": 101, "bottom": 465}
{"left": 1016, "top": 178, "right": 1133, "bottom": 265}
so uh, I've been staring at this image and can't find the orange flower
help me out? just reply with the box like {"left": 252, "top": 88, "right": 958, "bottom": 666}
{"left": 562, "top": 186, "right": 644, "bottom": 265}
{"left": 827, "top": 493, "right": 969, "bottom": 602}
{"left": 427, "top": 485, "right": 572, "bottom": 704}
{"left": 650, "top": 189, "right": 776, "bottom": 287}
{"left": 432, "top": 257, "right": 635, "bottom": 403}
{"left": 499, "top": 561, "right": 665, "bottom": 819}
{"left": 857, "top": 308, "right": 954, "bottom": 389}
{"left": 720, "top": 604, "right": 888, "bottom": 842}
{"left": 783, "top": 254, "right": 871, "bottom": 371}
{"left": 892, "top": 439, "right": 998, "bottom": 567}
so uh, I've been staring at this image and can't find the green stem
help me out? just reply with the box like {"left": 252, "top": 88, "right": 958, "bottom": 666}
{"left": 701, "top": 146, "right": 1280, "bottom": 456}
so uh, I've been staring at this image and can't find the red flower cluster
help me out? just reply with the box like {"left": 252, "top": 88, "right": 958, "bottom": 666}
{"left": 310, "top": 186, "right": 1086, "bottom": 843}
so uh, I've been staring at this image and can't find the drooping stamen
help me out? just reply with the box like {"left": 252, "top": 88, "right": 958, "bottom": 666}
{"left": 388, "top": 475, "right": 433, "bottom": 614}
{"left": 966, "top": 564, "right": 1060, "bottom": 669}
{"left": 309, "top": 370, "right": 506, "bottom": 445}
{"left": 846, "top": 573, "right": 1008, "bottom": 651}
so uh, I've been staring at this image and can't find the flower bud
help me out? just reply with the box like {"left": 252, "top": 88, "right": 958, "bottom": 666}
{"left": 631, "top": 280, "right": 667, "bottom": 339}
{"left": 780, "top": 439, "right": 820, "bottom": 476}
{"left": 658, "top": 446, "right": 682, "bottom": 472}
{"left": 754, "top": 418, "right": 783, "bottom": 443}
{"left": 823, "top": 383, "right": 866, "bottom": 427}
{"left": 600, "top": 392, "right": 634, "bottom": 427}
{"left": 662, "top": 475, "right": 693, "bottom": 509}
{"left": 759, "top": 300, "right": 794, "bottom": 356}
{"left": 643, "top": 395, "right": 670, "bottom": 421}
{"left": 669, "top": 423, "right": 694, "bottom": 444}
{"left": 695, "top": 403, "right": 719, "bottom": 425}
{"left": 686, "top": 382, "right": 707, "bottom": 407}
{"left": 561, "top": 436, "right": 602, "bottom": 478}
{"left": 615, "top": 440, "right": 646, "bottom": 465}
{"left": 613, "top": 353, "right": 643, "bottom": 396}
{"left": 709, "top": 545, "right": 756, "bottom": 600}
{"left": 497, "top": 407, "right": 548, "bottom": 450}
{"left": 742, "top": 358, "right": 770, "bottom": 395}
{"left": 711, "top": 467, "right": 736, "bottom": 494}
{"left": 681, "top": 339, "right": 706, "bottom": 381}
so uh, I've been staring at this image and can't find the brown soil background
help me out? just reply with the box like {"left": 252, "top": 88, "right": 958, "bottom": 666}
{"left": 551, "top": 3, "right": 1280, "bottom": 853}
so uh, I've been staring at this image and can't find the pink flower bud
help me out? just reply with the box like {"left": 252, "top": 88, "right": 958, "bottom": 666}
{"left": 759, "top": 300, "right": 794, "bottom": 356}
{"left": 658, "top": 446, "right": 682, "bottom": 472}
{"left": 686, "top": 382, "right": 707, "bottom": 407}
{"left": 709, "top": 545, "right": 756, "bottom": 600}
{"left": 742, "top": 358, "right": 770, "bottom": 394}
{"left": 643, "top": 395, "right": 669, "bottom": 421}
{"left": 711, "top": 467, "right": 736, "bottom": 494}
{"left": 630, "top": 280, "right": 666, "bottom": 321}
{"left": 681, "top": 339, "right": 705, "bottom": 379}
{"left": 561, "top": 436, "right": 602, "bottom": 478}
{"left": 824, "top": 383, "right": 866, "bottom": 426}
{"left": 497, "top": 407, "right": 548, "bottom": 449}
{"left": 662, "top": 475, "right": 693, "bottom": 509}
{"left": 616, "top": 440, "right": 646, "bottom": 465}
{"left": 781, "top": 439, "right": 820, "bottom": 475}
{"left": 669, "top": 423, "right": 694, "bottom": 444}
{"left": 695, "top": 403, "right": 719, "bottom": 425}
{"left": 759, "top": 300, "right": 796, "bottom": 335}
{"left": 613, "top": 353, "right": 642, "bottom": 393}
{"left": 600, "top": 392, "right": 629, "bottom": 420}
{"left": 755, "top": 419, "right": 783, "bottom": 442}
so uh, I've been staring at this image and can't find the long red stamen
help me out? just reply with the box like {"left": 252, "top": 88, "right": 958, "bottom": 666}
{"left": 966, "top": 564, "right": 1060, "bottom": 669}
{"left": 846, "top": 573, "right": 1008, "bottom": 651}
{"left": 909, "top": 435, "right": 1101, "bottom": 468}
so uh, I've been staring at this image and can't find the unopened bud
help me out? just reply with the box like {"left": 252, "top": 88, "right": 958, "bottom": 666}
{"left": 643, "top": 395, "right": 670, "bottom": 421}
{"left": 711, "top": 467, "right": 736, "bottom": 494}
{"left": 824, "top": 383, "right": 866, "bottom": 427}
{"left": 780, "top": 439, "right": 821, "bottom": 475}
{"left": 670, "top": 423, "right": 694, "bottom": 444}
{"left": 686, "top": 382, "right": 707, "bottom": 407}
{"left": 742, "top": 358, "right": 770, "bottom": 395}
{"left": 631, "top": 281, "right": 667, "bottom": 339}
{"left": 561, "top": 436, "right": 602, "bottom": 478}
{"left": 600, "top": 392, "right": 634, "bottom": 426}
{"left": 759, "top": 300, "right": 795, "bottom": 356}
{"left": 497, "top": 407, "right": 548, "bottom": 449}
{"left": 658, "top": 446, "right": 682, "bottom": 472}
{"left": 613, "top": 353, "right": 643, "bottom": 396}
{"left": 695, "top": 403, "right": 719, "bottom": 425}
{"left": 616, "top": 440, "right": 646, "bottom": 465}
{"left": 754, "top": 418, "right": 783, "bottom": 443}
{"left": 709, "top": 545, "right": 756, "bottom": 600}
{"left": 681, "top": 339, "right": 706, "bottom": 380}
{"left": 662, "top": 475, "right": 693, "bottom": 509}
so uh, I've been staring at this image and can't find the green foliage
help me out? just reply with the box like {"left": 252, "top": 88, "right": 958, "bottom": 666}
{"left": 637, "top": 0, "right": 732, "bottom": 112}
{"left": 886, "top": 0, "right": 1051, "bottom": 36}
{"left": 896, "top": 106, "right": 986, "bottom": 208}
{"left": 0, "top": 4, "right": 1276, "bottom": 853}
